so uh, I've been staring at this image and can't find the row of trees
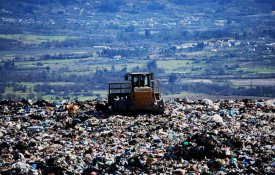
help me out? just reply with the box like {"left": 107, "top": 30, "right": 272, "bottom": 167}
{"left": 101, "top": 47, "right": 148, "bottom": 58}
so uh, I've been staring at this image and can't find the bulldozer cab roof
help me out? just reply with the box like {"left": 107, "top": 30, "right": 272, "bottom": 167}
{"left": 129, "top": 72, "right": 152, "bottom": 75}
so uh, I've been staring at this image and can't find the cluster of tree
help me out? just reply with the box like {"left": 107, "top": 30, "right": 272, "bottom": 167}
{"left": 101, "top": 48, "right": 148, "bottom": 58}
{"left": 0, "top": 84, "right": 5, "bottom": 93}
{"left": 233, "top": 86, "right": 275, "bottom": 97}
{"left": 0, "top": 70, "right": 50, "bottom": 82}
{"left": 169, "top": 0, "right": 217, "bottom": 5}
{"left": 34, "top": 83, "right": 92, "bottom": 95}
{"left": 0, "top": 36, "right": 102, "bottom": 50}
{"left": 94, "top": 0, "right": 126, "bottom": 13}
{"left": 147, "top": 1, "right": 165, "bottom": 11}
{"left": 137, "top": 28, "right": 238, "bottom": 44}
{"left": 14, "top": 0, "right": 80, "bottom": 5}
{"left": 168, "top": 73, "right": 177, "bottom": 84}
{"left": 0, "top": 83, "right": 27, "bottom": 93}
{"left": 39, "top": 38, "right": 96, "bottom": 49}
{"left": 39, "top": 52, "right": 93, "bottom": 61}
{"left": 11, "top": 53, "right": 93, "bottom": 63}
{"left": 131, "top": 60, "right": 165, "bottom": 74}
{"left": 95, "top": 0, "right": 166, "bottom": 13}
{"left": 11, "top": 83, "right": 28, "bottom": 93}
{"left": 0, "top": 61, "right": 15, "bottom": 71}
{"left": 0, "top": 93, "right": 22, "bottom": 101}
{"left": 260, "top": 29, "right": 275, "bottom": 39}
{"left": 0, "top": 38, "right": 23, "bottom": 50}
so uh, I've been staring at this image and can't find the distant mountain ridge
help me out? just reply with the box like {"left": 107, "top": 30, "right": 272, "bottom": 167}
{"left": 1, "top": 0, "right": 275, "bottom": 14}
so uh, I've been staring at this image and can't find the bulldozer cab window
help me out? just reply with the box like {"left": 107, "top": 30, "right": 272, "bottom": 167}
{"left": 133, "top": 76, "right": 138, "bottom": 87}
{"left": 144, "top": 75, "right": 149, "bottom": 86}
{"left": 133, "top": 75, "right": 149, "bottom": 87}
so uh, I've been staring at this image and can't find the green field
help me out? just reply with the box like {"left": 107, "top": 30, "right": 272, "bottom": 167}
{"left": 157, "top": 60, "right": 191, "bottom": 72}
{"left": 0, "top": 34, "right": 77, "bottom": 44}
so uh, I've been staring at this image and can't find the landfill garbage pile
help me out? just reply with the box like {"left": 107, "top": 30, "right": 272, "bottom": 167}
{"left": 0, "top": 98, "right": 274, "bottom": 174}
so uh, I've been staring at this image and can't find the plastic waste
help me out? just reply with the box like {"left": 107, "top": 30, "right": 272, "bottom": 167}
{"left": 0, "top": 98, "right": 274, "bottom": 174}
{"left": 27, "top": 126, "right": 44, "bottom": 132}
{"left": 211, "top": 114, "right": 224, "bottom": 123}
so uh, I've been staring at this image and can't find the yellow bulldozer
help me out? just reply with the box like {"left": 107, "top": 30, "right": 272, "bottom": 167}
{"left": 108, "top": 72, "right": 165, "bottom": 113}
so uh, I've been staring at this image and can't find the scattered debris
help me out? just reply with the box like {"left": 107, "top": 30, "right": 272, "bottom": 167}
{"left": 0, "top": 98, "right": 274, "bottom": 174}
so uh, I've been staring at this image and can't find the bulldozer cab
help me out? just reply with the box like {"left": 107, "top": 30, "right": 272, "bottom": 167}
{"left": 108, "top": 72, "right": 164, "bottom": 113}
{"left": 125, "top": 72, "right": 153, "bottom": 89}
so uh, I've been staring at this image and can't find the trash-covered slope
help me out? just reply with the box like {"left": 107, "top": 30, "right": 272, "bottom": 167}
{"left": 0, "top": 98, "right": 274, "bottom": 174}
